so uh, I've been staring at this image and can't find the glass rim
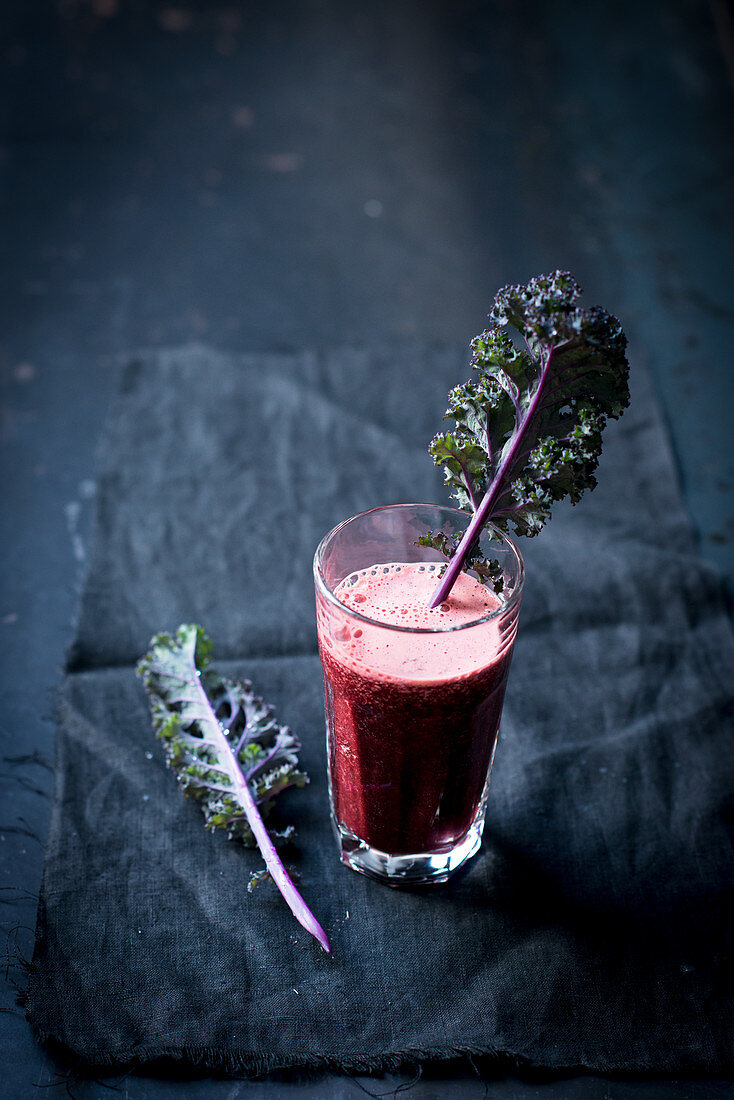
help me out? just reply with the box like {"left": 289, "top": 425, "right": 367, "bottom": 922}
{"left": 313, "top": 503, "right": 525, "bottom": 635}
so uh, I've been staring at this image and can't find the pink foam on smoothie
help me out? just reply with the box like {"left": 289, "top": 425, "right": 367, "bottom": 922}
{"left": 330, "top": 562, "right": 506, "bottom": 682}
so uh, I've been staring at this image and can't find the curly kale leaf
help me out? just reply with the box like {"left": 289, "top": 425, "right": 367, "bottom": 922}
{"left": 426, "top": 270, "right": 629, "bottom": 606}
{"left": 137, "top": 624, "right": 330, "bottom": 952}
{"left": 417, "top": 531, "right": 504, "bottom": 594}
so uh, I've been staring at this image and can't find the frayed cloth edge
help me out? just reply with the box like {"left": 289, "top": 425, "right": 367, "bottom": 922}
{"left": 22, "top": 1023, "right": 734, "bottom": 1080}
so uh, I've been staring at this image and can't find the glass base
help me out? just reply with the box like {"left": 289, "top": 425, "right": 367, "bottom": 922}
{"left": 333, "top": 803, "right": 487, "bottom": 887}
{"left": 330, "top": 740, "right": 496, "bottom": 887}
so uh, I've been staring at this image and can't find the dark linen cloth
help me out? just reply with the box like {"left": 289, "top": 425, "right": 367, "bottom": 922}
{"left": 26, "top": 345, "right": 734, "bottom": 1074}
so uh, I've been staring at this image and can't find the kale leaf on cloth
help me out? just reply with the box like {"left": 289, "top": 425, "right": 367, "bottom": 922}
{"left": 137, "top": 624, "right": 331, "bottom": 952}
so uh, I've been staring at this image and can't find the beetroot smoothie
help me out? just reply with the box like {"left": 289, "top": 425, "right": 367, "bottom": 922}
{"left": 317, "top": 562, "right": 518, "bottom": 858}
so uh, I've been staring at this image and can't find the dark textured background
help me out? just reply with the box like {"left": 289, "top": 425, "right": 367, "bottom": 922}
{"left": 2, "top": 1, "right": 733, "bottom": 1097}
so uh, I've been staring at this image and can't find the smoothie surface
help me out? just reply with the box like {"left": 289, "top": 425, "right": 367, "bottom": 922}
{"left": 330, "top": 562, "right": 505, "bottom": 682}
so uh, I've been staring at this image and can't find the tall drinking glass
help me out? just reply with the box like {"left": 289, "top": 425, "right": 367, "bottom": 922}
{"left": 314, "top": 503, "right": 524, "bottom": 886}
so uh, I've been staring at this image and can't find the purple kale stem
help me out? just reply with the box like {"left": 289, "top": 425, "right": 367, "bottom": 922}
{"left": 188, "top": 669, "right": 332, "bottom": 953}
{"left": 228, "top": 761, "right": 331, "bottom": 953}
{"left": 428, "top": 344, "right": 557, "bottom": 609}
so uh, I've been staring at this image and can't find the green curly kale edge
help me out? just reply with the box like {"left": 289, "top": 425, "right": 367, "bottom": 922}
{"left": 424, "top": 270, "right": 629, "bottom": 605}
{"left": 417, "top": 531, "right": 504, "bottom": 594}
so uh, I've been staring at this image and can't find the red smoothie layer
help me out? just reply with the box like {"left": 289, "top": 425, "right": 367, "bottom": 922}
{"left": 318, "top": 562, "right": 517, "bottom": 856}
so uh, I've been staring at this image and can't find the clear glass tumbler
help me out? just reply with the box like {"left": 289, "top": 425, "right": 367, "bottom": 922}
{"left": 313, "top": 503, "right": 524, "bottom": 886}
